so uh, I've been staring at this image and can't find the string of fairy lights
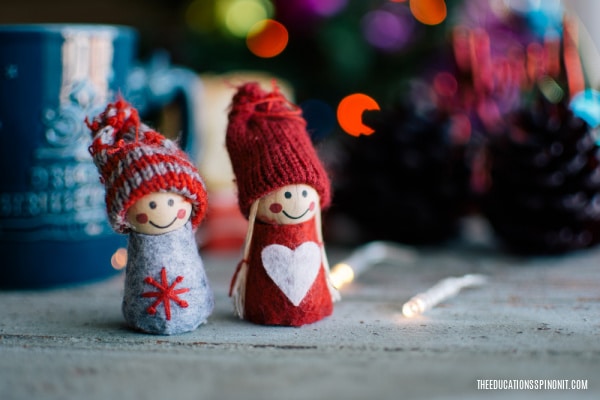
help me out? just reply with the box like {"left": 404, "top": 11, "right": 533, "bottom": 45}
{"left": 327, "top": 241, "right": 488, "bottom": 318}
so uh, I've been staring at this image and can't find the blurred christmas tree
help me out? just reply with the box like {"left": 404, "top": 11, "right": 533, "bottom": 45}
{"left": 178, "top": 0, "right": 600, "bottom": 253}
{"left": 179, "top": 0, "right": 456, "bottom": 114}
{"left": 178, "top": 0, "right": 467, "bottom": 245}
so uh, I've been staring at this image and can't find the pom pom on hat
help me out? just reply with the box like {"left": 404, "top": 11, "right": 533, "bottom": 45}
{"left": 226, "top": 82, "right": 331, "bottom": 218}
{"left": 87, "top": 97, "right": 208, "bottom": 233}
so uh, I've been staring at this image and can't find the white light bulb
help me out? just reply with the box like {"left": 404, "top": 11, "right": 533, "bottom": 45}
{"left": 402, "top": 274, "right": 487, "bottom": 318}
{"left": 330, "top": 241, "right": 417, "bottom": 289}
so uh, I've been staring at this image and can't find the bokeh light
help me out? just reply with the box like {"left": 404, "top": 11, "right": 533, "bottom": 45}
{"left": 329, "top": 263, "right": 355, "bottom": 289}
{"left": 246, "top": 19, "right": 289, "bottom": 58}
{"left": 569, "top": 89, "right": 600, "bottom": 128}
{"left": 304, "top": 0, "right": 348, "bottom": 17}
{"left": 111, "top": 248, "right": 128, "bottom": 270}
{"left": 569, "top": 89, "right": 600, "bottom": 129}
{"left": 504, "top": 0, "right": 563, "bottom": 36}
{"left": 337, "top": 93, "right": 381, "bottom": 137}
{"left": 216, "top": 0, "right": 274, "bottom": 38}
{"left": 362, "top": 6, "right": 416, "bottom": 51}
{"left": 409, "top": 0, "right": 447, "bottom": 26}
{"left": 538, "top": 76, "right": 564, "bottom": 104}
{"left": 433, "top": 72, "right": 458, "bottom": 98}
{"left": 449, "top": 113, "right": 472, "bottom": 145}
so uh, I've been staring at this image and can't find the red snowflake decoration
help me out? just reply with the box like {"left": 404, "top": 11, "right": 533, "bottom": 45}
{"left": 142, "top": 267, "right": 190, "bottom": 320}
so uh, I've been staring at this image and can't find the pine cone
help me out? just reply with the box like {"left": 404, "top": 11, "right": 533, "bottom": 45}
{"left": 330, "top": 104, "right": 471, "bottom": 245}
{"left": 483, "top": 92, "right": 600, "bottom": 254}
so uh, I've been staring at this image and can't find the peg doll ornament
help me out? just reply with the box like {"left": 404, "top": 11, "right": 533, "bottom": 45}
{"left": 87, "top": 98, "right": 213, "bottom": 335}
{"left": 226, "top": 82, "right": 340, "bottom": 327}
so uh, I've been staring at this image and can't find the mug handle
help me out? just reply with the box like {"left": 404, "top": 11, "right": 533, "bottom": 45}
{"left": 125, "top": 50, "right": 201, "bottom": 161}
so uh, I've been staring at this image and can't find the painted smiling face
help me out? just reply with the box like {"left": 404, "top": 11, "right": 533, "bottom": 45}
{"left": 256, "top": 184, "right": 319, "bottom": 225}
{"left": 126, "top": 192, "right": 192, "bottom": 235}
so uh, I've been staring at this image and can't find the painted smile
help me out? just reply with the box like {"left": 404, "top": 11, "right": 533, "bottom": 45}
{"left": 149, "top": 217, "right": 177, "bottom": 229}
{"left": 282, "top": 208, "right": 311, "bottom": 220}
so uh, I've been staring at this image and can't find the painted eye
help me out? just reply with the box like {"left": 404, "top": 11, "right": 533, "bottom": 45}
{"left": 284, "top": 191, "right": 292, "bottom": 199}
{"left": 302, "top": 190, "right": 308, "bottom": 197}
{"left": 168, "top": 198, "right": 175, "bottom": 206}
{"left": 149, "top": 201, "right": 157, "bottom": 209}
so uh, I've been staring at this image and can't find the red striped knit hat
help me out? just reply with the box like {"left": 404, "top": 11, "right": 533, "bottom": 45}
{"left": 226, "top": 82, "right": 331, "bottom": 219}
{"left": 87, "top": 98, "right": 208, "bottom": 233}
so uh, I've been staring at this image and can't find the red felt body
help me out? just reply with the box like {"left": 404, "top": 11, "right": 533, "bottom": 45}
{"left": 240, "top": 217, "right": 333, "bottom": 326}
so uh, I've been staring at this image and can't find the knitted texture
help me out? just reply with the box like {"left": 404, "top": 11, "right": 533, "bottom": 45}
{"left": 87, "top": 98, "right": 207, "bottom": 233}
{"left": 226, "top": 82, "right": 331, "bottom": 219}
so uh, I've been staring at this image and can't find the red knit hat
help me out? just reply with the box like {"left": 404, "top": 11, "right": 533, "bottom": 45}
{"left": 226, "top": 82, "right": 331, "bottom": 219}
{"left": 87, "top": 97, "right": 208, "bottom": 233}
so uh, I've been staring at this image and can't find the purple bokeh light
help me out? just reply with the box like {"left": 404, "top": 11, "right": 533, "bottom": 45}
{"left": 304, "top": 0, "right": 348, "bottom": 17}
{"left": 361, "top": 7, "right": 415, "bottom": 52}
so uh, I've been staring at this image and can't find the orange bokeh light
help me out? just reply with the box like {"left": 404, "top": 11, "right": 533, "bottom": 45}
{"left": 409, "top": 0, "right": 447, "bottom": 26}
{"left": 111, "top": 248, "right": 128, "bottom": 270}
{"left": 246, "top": 19, "right": 289, "bottom": 58}
{"left": 337, "top": 93, "right": 380, "bottom": 137}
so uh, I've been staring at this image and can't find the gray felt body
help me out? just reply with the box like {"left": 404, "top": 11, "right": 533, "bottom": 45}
{"left": 122, "top": 222, "right": 214, "bottom": 335}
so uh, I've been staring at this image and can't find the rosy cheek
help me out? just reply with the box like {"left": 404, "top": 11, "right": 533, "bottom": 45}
{"left": 309, "top": 201, "right": 315, "bottom": 211}
{"left": 269, "top": 203, "right": 283, "bottom": 213}
{"left": 177, "top": 209, "right": 187, "bottom": 219}
{"left": 136, "top": 213, "right": 148, "bottom": 224}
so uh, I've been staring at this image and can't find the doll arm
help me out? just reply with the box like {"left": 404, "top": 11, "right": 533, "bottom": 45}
{"left": 315, "top": 202, "right": 341, "bottom": 302}
{"left": 230, "top": 200, "right": 259, "bottom": 318}
{"left": 322, "top": 245, "right": 341, "bottom": 303}
{"left": 230, "top": 260, "right": 248, "bottom": 318}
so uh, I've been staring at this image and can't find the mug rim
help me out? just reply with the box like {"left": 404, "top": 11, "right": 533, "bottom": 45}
{"left": 0, "top": 23, "right": 136, "bottom": 35}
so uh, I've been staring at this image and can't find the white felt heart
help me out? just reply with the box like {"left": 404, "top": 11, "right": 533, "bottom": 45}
{"left": 261, "top": 242, "right": 321, "bottom": 306}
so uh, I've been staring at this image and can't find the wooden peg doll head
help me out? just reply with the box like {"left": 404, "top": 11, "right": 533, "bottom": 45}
{"left": 126, "top": 192, "right": 193, "bottom": 235}
{"left": 225, "top": 82, "right": 331, "bottom": 219}
{"left": 87, "top": 97, "right": 208, "bottom": 234}
{"left": 255, "top": 184, "right": 319, "bottom": 225}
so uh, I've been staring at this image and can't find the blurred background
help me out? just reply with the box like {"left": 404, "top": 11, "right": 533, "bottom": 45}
{"left": 0, "top": 0, "right": 454, "bottom": 103}
{"left": 3, "top": 0, "right": 600, "bottom": 255}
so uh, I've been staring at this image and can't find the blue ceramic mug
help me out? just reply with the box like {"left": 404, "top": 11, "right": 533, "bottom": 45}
{"left": 0, "top": 24, "right": 200, "bottom": 288}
